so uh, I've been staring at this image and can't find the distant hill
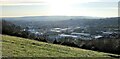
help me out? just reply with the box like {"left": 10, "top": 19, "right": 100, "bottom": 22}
{"left": 1, "top": 16, "right": 119, "bottom": 29}
{"left": 1, "top": 16, "right": 100, "bottom": 21}
{"left": 2, "top": 35, "right": 117, "bottom": 57}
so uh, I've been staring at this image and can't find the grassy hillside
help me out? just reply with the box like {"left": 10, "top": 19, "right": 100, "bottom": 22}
{"left": 1, "top": 35, "right": 118, "bottom": 57}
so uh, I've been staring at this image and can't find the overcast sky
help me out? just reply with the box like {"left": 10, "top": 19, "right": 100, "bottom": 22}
{"left": 1, "top": 0, "right": 119, "bottom": 17}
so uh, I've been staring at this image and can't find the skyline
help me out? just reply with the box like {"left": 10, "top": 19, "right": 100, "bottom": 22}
{"left": 1, "top": 0, "right": 119, "bottom": 17}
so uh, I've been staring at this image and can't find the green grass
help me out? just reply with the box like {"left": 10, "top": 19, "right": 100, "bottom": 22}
{"left": 1, "top": 35, "right": 118, "bottom": 57}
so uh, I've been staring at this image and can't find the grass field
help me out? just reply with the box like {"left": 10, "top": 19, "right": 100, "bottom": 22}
{"left": 1, "top": 35, "right": 119, "bottom": 57}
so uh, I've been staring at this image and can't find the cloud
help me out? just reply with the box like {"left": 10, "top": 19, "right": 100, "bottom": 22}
{"left": 1, "top": 0, "right": 118, "bottom": 6}
{"left": 0, "top": 0, "right": 44, "bottom": 3}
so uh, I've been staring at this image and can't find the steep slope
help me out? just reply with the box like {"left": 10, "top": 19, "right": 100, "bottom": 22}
{"left": 1, "top": 35, "right": 117, "bottom": 57}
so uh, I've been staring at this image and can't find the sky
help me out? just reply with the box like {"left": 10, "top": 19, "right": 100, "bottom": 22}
{"left": 0, "top": 0, "right": 119, "bottom": 17}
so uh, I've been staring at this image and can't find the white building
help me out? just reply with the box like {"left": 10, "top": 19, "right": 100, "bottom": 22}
{"left": 94, "top": 35, "right": 103, "bottom": 39}
{"left": 59, "top": 34, "right": 78, "bottom": 38}
{"left": 71, "top": 32, "right": 92, "bottom": 40}
{"left": 71, "top": 32, "right": 90, "bottom": 36}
